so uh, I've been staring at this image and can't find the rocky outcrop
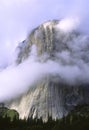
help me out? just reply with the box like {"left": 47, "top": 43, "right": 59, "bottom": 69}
{"left": 16, "top": 20, "right": 80, "bottom": 64}
{"left": 8, "top": 76, "right": 89, "bottom": 121}
{"left": 8, "top": 20, "right": 89, "bottom": 121}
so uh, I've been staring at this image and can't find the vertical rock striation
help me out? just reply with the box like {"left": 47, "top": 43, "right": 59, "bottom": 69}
{"left": 7, "top": 20, "right": 89, "bottom": 121}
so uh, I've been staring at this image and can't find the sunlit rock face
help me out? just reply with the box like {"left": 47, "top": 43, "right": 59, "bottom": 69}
{"left": 16, "top": 20, "right": 80, "bottom": 63}
{"left": 16, "top": 20, "right": 59, "bottom": 63}
{"left": 8, "top": 20, "right": 89, "bottom": 121}
{"left": 9, "top": 76, "right": 89, "bottom": 121}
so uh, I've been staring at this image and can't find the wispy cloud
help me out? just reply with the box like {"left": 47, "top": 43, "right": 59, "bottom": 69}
{"left": 0, "top": 0, "right": 89, "bottom": 101}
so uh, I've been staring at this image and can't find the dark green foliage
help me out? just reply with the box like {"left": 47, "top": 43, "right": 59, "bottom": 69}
{"left": 0, "top": 107, "right": 19, "bottom": 121}
{"left": 0, "top": 105, "right": 89, "bottom": 130}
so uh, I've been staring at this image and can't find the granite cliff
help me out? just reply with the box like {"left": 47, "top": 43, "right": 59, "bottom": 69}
{"left": 7, "top": 20, "right": 89, "bottom": 121}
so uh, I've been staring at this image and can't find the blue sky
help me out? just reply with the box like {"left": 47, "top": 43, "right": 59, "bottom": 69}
{"left": 0, "top": 0, "right": 89, "bottom": 67}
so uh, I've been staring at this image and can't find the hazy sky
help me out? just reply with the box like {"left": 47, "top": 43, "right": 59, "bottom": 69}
{"left": 0, "top": 0, "right": 89, "bottom": 66}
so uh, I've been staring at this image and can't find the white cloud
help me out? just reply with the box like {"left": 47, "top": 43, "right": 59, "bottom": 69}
{"left": 0, "top": 26, "right": 89, "bottom": 101}
{"left": 56, "top": 17, "right": 80, "bottom": 32}
{"left": 0, "top": 0, "right": 88, "bottom": 65}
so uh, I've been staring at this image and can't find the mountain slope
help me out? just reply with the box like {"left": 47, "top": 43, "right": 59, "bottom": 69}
{"left": 7, "top": 19, "right": 89, "bottom": 121}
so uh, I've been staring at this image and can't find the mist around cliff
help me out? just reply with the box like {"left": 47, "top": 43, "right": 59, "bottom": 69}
{"left": 0, "top": 18, "right": 89, "bottom": 102}
{"left": 0, "top": 0, "right": 89, "bottom": 67}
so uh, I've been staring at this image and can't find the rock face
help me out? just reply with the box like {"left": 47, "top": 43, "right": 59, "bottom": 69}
{"left": 8, "top": 20, "right": 89, "bottom": 121}
{"left": 10, "top": 80, "right": 89, "bottom": 121}
{"left": 9, "top": 77, "right": 89, "bottom": 121}
{"left": 16, "top": 20, "right": 58, "bottom": 63}
{"left": 16, "top": 20, "right": 80, "bottom": 64}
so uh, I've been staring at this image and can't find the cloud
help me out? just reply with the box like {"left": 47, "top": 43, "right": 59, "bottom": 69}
{"left": 0, "top": 0, "right": 89, "bottom": 101}
{"left": 0, "top": 0, "right": 89, "bottom": 67}
{"left": 56, "top": 17, "right": 80, "bottom": 32}
{"left": 0, "top": 17, "right": 89, "bottom": 102}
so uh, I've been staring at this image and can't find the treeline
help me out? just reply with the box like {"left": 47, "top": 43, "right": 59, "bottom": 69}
{"left": 0, "top": 106, "right": 89, "bottom": 130}
{"left": 0, "top": 113, "right": 89, "bottom": 130}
